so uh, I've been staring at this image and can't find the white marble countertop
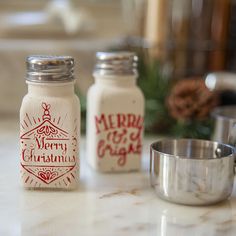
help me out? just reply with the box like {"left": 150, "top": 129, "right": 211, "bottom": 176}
{"left": 1, "top": 118, "right": 236, "bottom": 236}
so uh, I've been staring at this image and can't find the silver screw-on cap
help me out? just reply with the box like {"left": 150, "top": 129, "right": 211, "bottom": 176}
{"left": 94, "top": 51, "right": 138, "bottom": 76}
{"left": 26, "top": 55, "right": 75, "bottom": 82}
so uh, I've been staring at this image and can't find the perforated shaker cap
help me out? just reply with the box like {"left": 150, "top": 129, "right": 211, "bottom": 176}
{"left": 94, "top": 51, "right": 138, "bottom": 76}
{"left": 26, "top": 55, "right": 75, "bottom": 83}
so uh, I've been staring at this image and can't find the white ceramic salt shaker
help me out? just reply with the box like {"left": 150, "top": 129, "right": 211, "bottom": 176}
{"left": 86, "top": 52, "right": 145, "bottom": 172}
{"left": 20, "top": 55, "right": 80, "bottom": 189}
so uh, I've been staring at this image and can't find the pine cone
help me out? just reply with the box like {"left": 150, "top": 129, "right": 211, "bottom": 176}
{"left": 167, "top": 78, "right": 219, "bottom": 121}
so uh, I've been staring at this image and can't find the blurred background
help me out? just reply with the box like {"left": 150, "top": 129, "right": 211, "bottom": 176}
{"left": 1, "top": 0, "right": 236, "bottom": 138}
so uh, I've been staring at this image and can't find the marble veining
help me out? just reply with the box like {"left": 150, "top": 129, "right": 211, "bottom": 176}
{"left": 1, "top": 119, "right": 236, "bottom": 236}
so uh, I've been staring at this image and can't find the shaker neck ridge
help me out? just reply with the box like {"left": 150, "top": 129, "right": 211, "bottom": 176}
{"left": 27, "top": 81, "right": 75, "bottom": 96}
{"left": 93, "top": 73, "right": 137, "bottom": 87}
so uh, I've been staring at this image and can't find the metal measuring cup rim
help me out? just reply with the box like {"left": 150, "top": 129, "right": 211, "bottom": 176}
{"left": 150, "top": 138, "right": 235, "bottom": 160}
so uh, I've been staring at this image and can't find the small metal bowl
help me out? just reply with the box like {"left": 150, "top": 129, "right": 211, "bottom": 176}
{"left": 150, "top": 139, "right": 235, "bottom": 206}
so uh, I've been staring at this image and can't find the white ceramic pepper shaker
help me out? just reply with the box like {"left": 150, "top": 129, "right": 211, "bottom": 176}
{"left": 20, "top": 55, "right": 80, "bottom": 190}
{"left": 86, "top": 52, "right": 145, "bottom": 172}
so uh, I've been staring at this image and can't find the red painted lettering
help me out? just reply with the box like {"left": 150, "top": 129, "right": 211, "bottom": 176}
{"left": 117, "top": 114, "right": 126, "bottom": 128}
{"left": 95, "top": 114, "right": 109, "bottom": 134}
{"left": 108, "top": 114, "right": 115, "bottom": 129}
{"left": 127, "top": 114, "right": 136, "bottom": 127}
{"left": 96, "top": 113, "right": 144, "bottom": 167}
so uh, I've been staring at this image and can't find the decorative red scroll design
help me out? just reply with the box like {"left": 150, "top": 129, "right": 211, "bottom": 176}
{"left": 38, "top": 169, "right": 58, "bottom": 181}
{"left": 20, "top": 102, "right": 76, "bottom": 185}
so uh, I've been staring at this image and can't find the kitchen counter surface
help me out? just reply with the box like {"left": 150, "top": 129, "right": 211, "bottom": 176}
{"left": 1, "top": 118, "right": 236, "bottom": 236}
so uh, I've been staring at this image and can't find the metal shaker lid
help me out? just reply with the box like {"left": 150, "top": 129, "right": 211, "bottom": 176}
{"left": 26, "top": 55, "right": 75, "bottom": 83}
{"left": 94, "top": 51, "right": 138, "bottom": 76}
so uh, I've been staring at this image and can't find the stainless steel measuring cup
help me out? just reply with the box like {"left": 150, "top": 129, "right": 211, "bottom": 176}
{"left": 150, "top": 139, "right": 235, "bottom": 206}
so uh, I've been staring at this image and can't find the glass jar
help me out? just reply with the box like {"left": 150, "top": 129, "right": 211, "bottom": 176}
{"left": 20, "top": 55, "right": 80, "bottom": 190}
{"left": 86, "top": 52, "right": 144, "bottom": 172}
